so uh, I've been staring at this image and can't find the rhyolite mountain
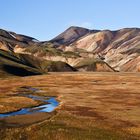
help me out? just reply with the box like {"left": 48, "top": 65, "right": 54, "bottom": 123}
{"left": 50, "top": 26, "right": 98, "bottom": 45}
{"left": 0, "top": 26, "right": 140, "bottom": 77}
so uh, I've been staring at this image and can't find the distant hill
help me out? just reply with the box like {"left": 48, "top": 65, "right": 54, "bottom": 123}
{"left": 0, "top": 26, "right": 140, "bottom": 77}
{"left": 50, "top": 26, "right": 94, "bottom": 45}
{"left": 54, "top": 27, "right": 140, "bottom": 72}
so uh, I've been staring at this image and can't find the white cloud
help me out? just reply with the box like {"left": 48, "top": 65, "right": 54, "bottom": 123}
{"left": 80, "top": 22, "right": 93, "bottom": 28}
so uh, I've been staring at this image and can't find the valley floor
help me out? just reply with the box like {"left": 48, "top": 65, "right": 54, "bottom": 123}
{"left": 0, "top": 72, "right": 140, "bottom": 140}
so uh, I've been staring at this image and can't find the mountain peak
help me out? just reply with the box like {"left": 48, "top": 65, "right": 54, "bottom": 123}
{"left": 50, "top": 26, "right": 91, "bottom": 45}
{"left": 67, "top": 26, "right": 89, "bottom": 30}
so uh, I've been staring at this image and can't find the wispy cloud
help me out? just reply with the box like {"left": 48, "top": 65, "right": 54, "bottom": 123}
{"left": 80, "top": 22, "right": 93, "bottom": 28}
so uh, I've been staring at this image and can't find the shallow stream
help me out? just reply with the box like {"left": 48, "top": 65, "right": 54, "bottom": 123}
{"left": 0, "top": 87, "right": 59, "bottom": 118}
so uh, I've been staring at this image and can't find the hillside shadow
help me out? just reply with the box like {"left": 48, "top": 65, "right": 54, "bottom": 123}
{"left": 3, "top": 65, "right": 39, "bottom": 76}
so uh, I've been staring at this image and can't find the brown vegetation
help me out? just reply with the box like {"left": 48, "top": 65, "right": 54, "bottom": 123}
{"left": 0, "top": 72, "right": 140, "bottom": 139}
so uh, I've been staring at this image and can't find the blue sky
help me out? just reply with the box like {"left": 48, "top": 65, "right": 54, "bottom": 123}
{"left": 1, "top": 0, "right": 140, "bottom": 40}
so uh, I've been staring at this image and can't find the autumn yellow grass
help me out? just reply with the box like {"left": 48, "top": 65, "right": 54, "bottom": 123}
{"left": 0, "top": 72, "right": 140, "bottom": 140}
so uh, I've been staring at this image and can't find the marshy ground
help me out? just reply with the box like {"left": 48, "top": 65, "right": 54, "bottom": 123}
{"left": 0, "top": 72, "right": 140, "bottom": 140}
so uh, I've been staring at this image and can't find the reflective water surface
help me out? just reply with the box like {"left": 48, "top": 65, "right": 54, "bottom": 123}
{"left": 0, "top": 95, "right": 59, "bottom": 118}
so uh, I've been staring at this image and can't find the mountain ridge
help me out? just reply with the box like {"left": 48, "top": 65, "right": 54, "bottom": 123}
{"left": 0, "top": 26, "right": 140, "bottom": 77}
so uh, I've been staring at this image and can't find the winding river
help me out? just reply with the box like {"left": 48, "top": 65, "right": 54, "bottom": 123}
{"left": 0, "top": 88, "right": 59, "bottom": 118}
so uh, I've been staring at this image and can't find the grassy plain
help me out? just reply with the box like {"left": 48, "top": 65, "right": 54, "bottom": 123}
{"left": 0, "top": 72, "right": 140, "bottom": 140}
